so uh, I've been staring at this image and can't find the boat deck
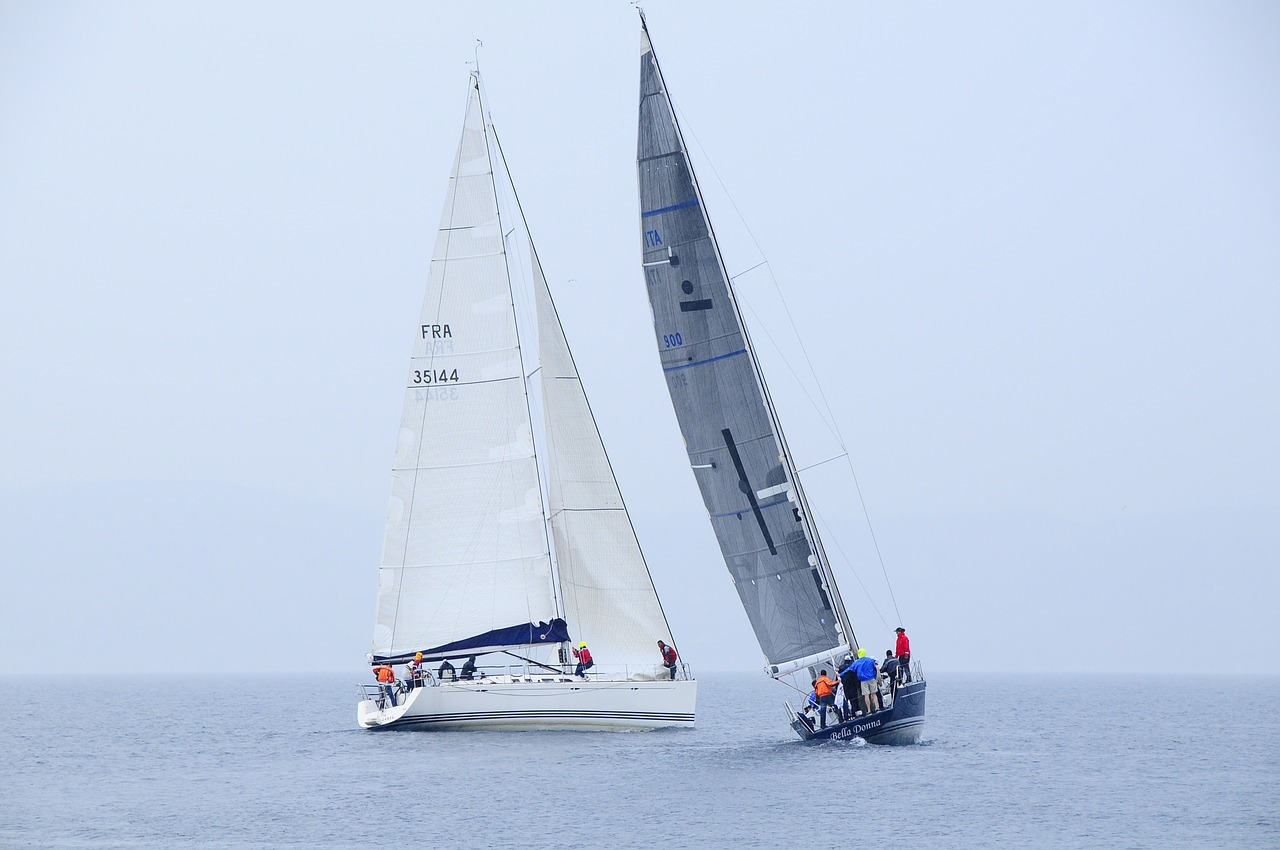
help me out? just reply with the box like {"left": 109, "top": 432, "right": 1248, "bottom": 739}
{"left": 791, "top": 678, "right": 927, "bottom": 745}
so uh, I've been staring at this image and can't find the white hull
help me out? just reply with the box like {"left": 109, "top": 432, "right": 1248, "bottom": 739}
{"left": 358, "top": 676, "right": 697, "bottom": 731}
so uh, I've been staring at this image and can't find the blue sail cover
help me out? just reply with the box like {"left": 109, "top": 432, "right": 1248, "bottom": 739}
{"left": 374, "top": 619, "right": 570, "bottom": 664}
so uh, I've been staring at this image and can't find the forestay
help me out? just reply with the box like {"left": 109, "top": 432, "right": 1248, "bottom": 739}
{"left": 372, "top": 79, "right": 559, "bottom": 661}
{"left": 532, "top": 247, "right": 676, "bottom": 670}
{"left": 636, "top": 23, "right": 855, "bottom": 672}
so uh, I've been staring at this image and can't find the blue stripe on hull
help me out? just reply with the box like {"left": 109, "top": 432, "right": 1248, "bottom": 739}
{"left": 372, "top": 709, "right": 695, "bottom": 730}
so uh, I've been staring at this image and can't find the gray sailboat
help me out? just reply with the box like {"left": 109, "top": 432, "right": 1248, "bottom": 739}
{"left": 635, "top": 12, "right": 925, "bottom": 744}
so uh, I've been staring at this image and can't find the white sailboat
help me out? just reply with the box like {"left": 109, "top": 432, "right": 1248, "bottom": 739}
{"left": 357, "top": 70, "right": 695, "bottom": 731}
{"left": 634, "top": 13, "right": 925, "bottom": 744}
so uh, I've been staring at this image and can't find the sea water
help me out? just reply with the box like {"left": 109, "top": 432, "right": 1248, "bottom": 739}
{"left": 2, "top": 672, "right": 1276, "bottom": 848}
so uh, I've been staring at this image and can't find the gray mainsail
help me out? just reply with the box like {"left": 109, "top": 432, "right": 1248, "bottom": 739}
{"left": 637, "top": 18, "right": 858, "bottom": 675}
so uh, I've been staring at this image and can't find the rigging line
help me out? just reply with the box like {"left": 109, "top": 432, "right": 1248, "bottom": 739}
{"left": 492, "top": 127, "right": 683, "bottom": 651}
{"left": 670, "top": 100, "right": 849, "bottom": 450}
{"left": 487, "top": 123, "right": 569, "bottom": 629}
{"left": 795, "top": 452, "right": 849, "bottom": 474}
{"left": 739, "top": 298, "right": 841, "bottom": 443}
{"left": 501, "top": 650, "right": 563, "bottom": 675}
{"left": 490, "top": 124, "right": 677, "bottom": 645}
{"left": 843, "top": 453, "right": 901, "bottom": 625}
{"left": 811, "top": 505, "right": 894, "bottom": 634}
{"left": 669, "top": 99, "right": 903, "bottom": 628}
{"left": 476, "top": 72, "right": 560, "bottom": 626}
{"left": 729, "top": 259, "right": 767, "bottom": 281}
{"left": 743, "top": 290, "right": 901, "bottom": 620}
{"left": 777, "top": 677, "right": 807, "bottom": 697}
{"left": 648, "top": 24, "right": 848, "bottom": 648}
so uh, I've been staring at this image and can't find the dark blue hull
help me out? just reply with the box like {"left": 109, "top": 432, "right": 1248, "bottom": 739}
{"left": 790, "top": 680, "right": 927, "bottom": 745}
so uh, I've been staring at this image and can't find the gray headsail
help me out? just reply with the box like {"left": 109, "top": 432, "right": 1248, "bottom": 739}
{"left": 636, "top": 18, "right": 857, "bottom": 676}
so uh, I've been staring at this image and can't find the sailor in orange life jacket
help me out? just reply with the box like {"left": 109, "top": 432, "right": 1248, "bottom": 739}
{"left": 572, "top": 642, "right": 593, "bottom": 678}
{"left": 813, "top": 669, "right": 844, "bottom": 729}
{"left": 657, "top": 640, "right": 678, "bottom": 680}
{"left": 372, "top": 662, "right": 397, "bottom": 707}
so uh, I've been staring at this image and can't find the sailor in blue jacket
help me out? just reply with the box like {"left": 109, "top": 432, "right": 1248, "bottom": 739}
{"left": 852, "top": 649, "right": 882, "bottom": 714}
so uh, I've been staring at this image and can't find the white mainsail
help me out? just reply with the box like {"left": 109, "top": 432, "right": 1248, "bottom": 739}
{"left": 372, "top": 79, "right": 558, "bottom": 660}
{"left": 373, "top": 71, "right": 679, "bottom": 674}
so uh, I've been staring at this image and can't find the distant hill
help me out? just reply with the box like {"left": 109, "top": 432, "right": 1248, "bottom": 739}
{"left": 2, "top": 482, "right": 1275, "bottom": 676}
{"left": 0, "top": 481, "right": 379, "bottom": 675}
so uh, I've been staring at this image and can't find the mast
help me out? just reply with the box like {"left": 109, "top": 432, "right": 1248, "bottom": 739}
{"left": 473, "top": 68, "right": 563, "bottom": 621}
{"left": 637, "top": 11, "right": 856, "bottom": 672}
{"left": 370, "top": 73, "right": 564, "bottom": 664}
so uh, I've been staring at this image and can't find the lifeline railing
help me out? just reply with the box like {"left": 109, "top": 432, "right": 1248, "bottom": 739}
{"left": 357, "top": 660, "right": 695, "bottom": 703}
{"left": 780, "top": 662, "right": 924, "bottom": 726}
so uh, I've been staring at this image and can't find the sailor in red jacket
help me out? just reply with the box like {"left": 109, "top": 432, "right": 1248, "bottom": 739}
{"left": 657, "top": 640, "right": 678, "bottom": 680}
{"left": 572, "top": 642, "right": 594, "bottom": 678}
{"left": 895, "top": 627, "right": 912, "bottom": 683}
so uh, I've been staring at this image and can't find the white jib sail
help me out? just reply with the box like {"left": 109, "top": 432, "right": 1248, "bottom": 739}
{"left": 531, "top": 259, "right": 674, "bottom": 676}
{"left": 372, "top": 79, "right": 558, "bottom": 659}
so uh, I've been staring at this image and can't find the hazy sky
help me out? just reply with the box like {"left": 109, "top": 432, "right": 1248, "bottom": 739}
{"left": 2, "top": 1, "right": 1277, "bottom": 676}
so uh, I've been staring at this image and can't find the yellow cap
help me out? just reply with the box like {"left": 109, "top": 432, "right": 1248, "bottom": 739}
{"left": 579, "top": 642, "right": 587, "bottom": 648}
{"left": 415, "top": 652, "right": 423, "bottom": 660}
{"left": 857, "top": 648, "right": 867, "bottom": 658}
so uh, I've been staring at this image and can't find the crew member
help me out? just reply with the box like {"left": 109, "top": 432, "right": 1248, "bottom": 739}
{"left": 852, "top": 648, "right": 881, "bottom": 714}
{"left": 881, "top": 650, "right": 899, "bottom": 696}
{"left": 372, "top": 662, "right": 397, "bottom": 707}
{"left": 573, "top": 642, "right": 594, "bottom": 678}
{"left": 895, "top": 627, "right": 912, "bottom": 683}
{"left": 658, "top": 640, "right": 678, "bottom": 680}
{"left": 798, "top": 683, "right": 819, "bottom": 731}
{"left": 814, "top": 669, "right": 843, "bottom": 729}
{"left": 406, "top": 651, "right": 425, "bottom": 690}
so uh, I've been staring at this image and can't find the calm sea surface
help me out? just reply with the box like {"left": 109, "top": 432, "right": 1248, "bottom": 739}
{"left": 2, "top": 672, "right": 1276, "bottom": 848}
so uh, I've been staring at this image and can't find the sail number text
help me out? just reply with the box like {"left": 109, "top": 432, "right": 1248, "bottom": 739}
{"left": 413, "top": 369, "right": 459, "bottom": 385}
{"left": 662, "top": 332, "right": 683, "bottom": 348}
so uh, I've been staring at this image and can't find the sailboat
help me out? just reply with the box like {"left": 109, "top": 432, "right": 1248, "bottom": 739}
{"left": 634, "top": 14, "right": 925, "bottom": 744}
{"left": 357, "top": 70, "right": 696, "bottom": 731}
